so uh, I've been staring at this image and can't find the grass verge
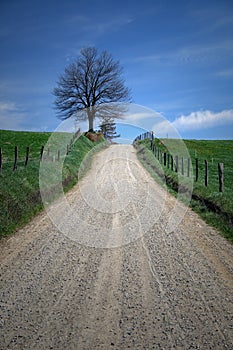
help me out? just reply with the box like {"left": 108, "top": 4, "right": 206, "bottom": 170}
{"left": 0, "top": 130, "right": 108, "bottom": 238}
{"left": 134, "top": 140, "right": 233, "bottom": 243}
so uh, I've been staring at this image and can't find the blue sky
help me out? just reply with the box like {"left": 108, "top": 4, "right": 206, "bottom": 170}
{"left": 0, "top": 0, "right": 233, "bottom": 140}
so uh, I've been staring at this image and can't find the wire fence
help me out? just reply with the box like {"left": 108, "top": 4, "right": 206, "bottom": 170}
{"left": 134, "top": 132, "right": 224, "bottom": 192}
{"left": 0, "top": 129, "right": 81, "bottom": 174}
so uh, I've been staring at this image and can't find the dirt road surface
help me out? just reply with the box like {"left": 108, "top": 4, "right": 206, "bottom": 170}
{"left": 0, "top": 145, "right": 233, "bottom": 349}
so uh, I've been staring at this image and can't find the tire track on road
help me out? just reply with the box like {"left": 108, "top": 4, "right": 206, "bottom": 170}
{"left": 1, "top": 144, "right": 232, "bottom": 350}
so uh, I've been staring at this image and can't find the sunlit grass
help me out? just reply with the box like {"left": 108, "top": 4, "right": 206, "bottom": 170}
{"left": 135, "top": 138, "right": 233, "bottom": 243}
{"left": 0, "top": 130, "right": 107, "bottom": 237}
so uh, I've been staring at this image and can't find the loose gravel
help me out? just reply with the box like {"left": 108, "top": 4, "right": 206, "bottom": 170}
{"left": 0, "top": 145, "right": 232, "bottom": 349}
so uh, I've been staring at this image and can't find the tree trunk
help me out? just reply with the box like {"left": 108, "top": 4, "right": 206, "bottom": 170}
{"left": 87, "top": 108, "right": 94, "bottom": 132}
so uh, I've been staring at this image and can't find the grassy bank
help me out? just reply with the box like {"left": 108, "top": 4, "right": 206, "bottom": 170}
{"left": 134, "top": 138, "right": 233, "bottom": 243}
{"left": 0, "top": 130, "right": 107, "bottom": 237}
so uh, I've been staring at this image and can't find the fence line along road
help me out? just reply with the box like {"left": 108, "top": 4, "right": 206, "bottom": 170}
{"left": 0, "top": 129, "right": 81, "bottom": 174}
{"left": 134, "top": 133, "right": 224, "bottom": 193}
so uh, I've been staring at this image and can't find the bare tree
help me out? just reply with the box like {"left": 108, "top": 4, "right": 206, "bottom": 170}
{"left": 53, "top": 47, "right": 131, "bottom": 131}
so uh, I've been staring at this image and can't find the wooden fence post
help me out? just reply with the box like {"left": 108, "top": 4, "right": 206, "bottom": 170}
{"left": 164, "top": 152, "right": 166, "bottom": 166}
{"left": 218, "top": 163, "right": 224, "bottom": 192}
{"left": 181, "top": 157, "right": 184, "bottom": 175}
{"left": 171, "top": 156, "right": 174, "bottom": 171}
{"left": 175, "top": 155, "right": 178, "bottom": 173}
{"left": 187, "top": 158, "right": 190, "bottom": 177}
{"left": 205, "top": 160, "right": 208, "bottom": 186}
{"left": 57, "top": 150, "right": 60, "bottom": 161}
{"left": 40, "top": 146, "right": 44, "bottom": 161}
{"left": 25, "top": 146, "right": 29, "bottom": 167}
{"left": 167, "top": 154, "right": 170, "bottom": 169}
{"left": 0, "top": 147, "right": 2, "bottom": 174}
{"left": 13, "top": 146, "right": 18, "bottom": 172}
{"left": 195, "top": 158, "right": 198, "bottom": 182}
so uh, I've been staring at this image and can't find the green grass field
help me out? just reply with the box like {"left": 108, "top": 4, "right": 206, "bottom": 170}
{"left": 0, "top": 130, "right": 107, "bottom": 237}
{"left": 135, "top": 138, "right": 233, "bottom": 242}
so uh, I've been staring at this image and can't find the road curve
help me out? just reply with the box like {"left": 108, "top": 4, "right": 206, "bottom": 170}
{"left": 0, "top": 144, "right": 233, "bottom": 349}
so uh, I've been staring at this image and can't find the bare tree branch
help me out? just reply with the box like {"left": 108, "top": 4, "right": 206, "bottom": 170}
{"left": 53, "top": 47, "right": 131, "bottom": 131}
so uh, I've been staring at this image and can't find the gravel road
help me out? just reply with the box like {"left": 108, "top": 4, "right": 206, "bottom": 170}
{"left": 0, "top": 144, "right": 233, "bottom": 349}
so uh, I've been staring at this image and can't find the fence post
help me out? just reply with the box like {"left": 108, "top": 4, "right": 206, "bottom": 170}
{"left": 0, "top": 147, "right": 2, "bottom": 174}
{"left": 181, "top": 157, "right": 184, "bottom": 175}
{"left": 175, "top": 155, "right": 178, "bottom": 173}
{"left": 171, "top": 155, "right": 174, "bottom": 171}
{"left": 187, "top": 158, "right": 190, "bottom": 177}
{"left": 164, "top": 152, "right": 166, "bottom": 166}
{"left": 205, "top": 160, "right": 208, "bottom": 186}
{"left": 167, "top": 154, "right": 170, "bottom": 169}
{"left": 195, "top": 158, "right": 198, "bottom": 182}
{"left": 25, "top": 146, "right": 29, "bottom": 167}
{"left": 57, "top": 150, "right": 60, "bottom": 161}
{"left": 40, "top": 146, "right": 44, "bottom": 161}
{"left": 218, "top": 163, "right": 224, "bottom": 192}
{"left": 13, "top": 146, "right": 18, "bottom": 172}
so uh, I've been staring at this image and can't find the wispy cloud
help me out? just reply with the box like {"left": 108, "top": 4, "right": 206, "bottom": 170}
{"left": 133, "top": 40, "right": 233, "bottom": 66}
{"left": 66, "top": 14, "right": 134, "bottom": 35}
{"left": 172, "top": 110, "right": 233, "bottom": 131}
{"left": 125, "top": 112, "right": 157, "bottom": 121}
{"left": 64, "top": 14, "right": 134, "bottom": 62}
{"left": 91, "top": 15, "right": 134, "bottom": 34}
{"left": 0, "top": 101, "right": 27, "bottom": 130}
{"left": 190, "top": 4, "right": 233, "bottom": 31}
{"left": 214, "top": 69, "right": 233, "bottom": 78}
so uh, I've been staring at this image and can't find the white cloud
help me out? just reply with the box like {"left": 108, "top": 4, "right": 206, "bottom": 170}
{"left": 0, "top": 101, "right": 27, "bottom": 130}
{"left": 151, "top": 109, "right": 233, "bottom": 138}
{"left": 172, "top": 110, "right": 233, "bottom": 131}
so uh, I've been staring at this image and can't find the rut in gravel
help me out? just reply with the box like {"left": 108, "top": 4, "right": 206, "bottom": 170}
{"left": 0, "top": 144, "right": 233, "bottom": 350}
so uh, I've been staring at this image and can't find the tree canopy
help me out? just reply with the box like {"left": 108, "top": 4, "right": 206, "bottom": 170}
{"left": 99, "top": 117, "right": 120, "bottom": 142}
{"left": 53, "top": 47, "right": 131, "bottom": 131}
